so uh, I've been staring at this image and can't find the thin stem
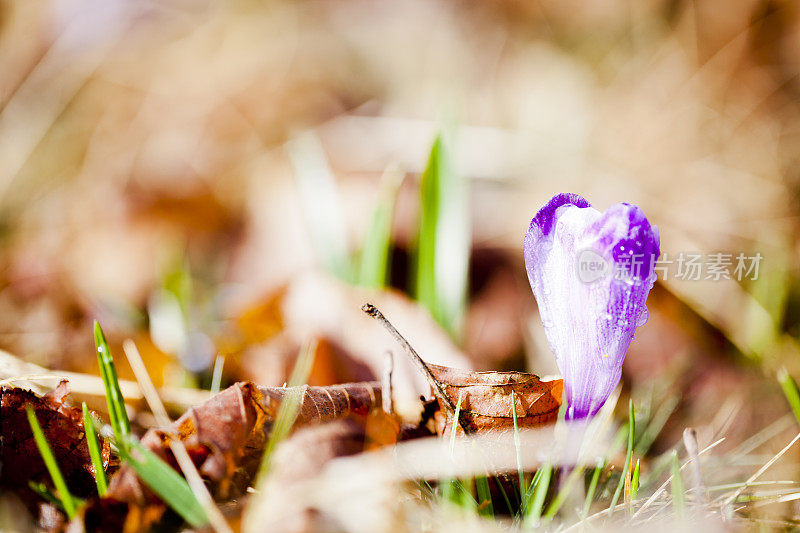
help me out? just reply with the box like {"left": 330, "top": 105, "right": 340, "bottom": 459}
{"left": 722, "top": 431, "right": 800, "bottom": 508}
{"left": 361, "top": 303, "right": 471, "bottom": 434}
{"left": 682, "top": 427, "right": 708, "bottom": 503}
{"left": 123, "top": 339, "right": 232, "bottom": 533}
{"left": 382, "top": 351, "right": 394, "bottom": 415}
{"left": 632, "top": 437, "right": 725, "bottom": 519}
{"left": 210, "top": 355, "right": 225, "bottom": 395}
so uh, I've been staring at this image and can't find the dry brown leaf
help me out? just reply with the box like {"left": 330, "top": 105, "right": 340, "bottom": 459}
{"left": 103, "top": 380, "right": 383, "bottom": 530}
{"left": 0, "top": 349, "right": 211, "bottom": 419}
{"left": 0, "top": 382, "right": 111, "bottom": 501}
{"left": 426, "top": 364, "right": 563, "bottom": 435}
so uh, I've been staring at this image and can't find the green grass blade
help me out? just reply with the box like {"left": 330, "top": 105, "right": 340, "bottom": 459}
{"left": 630, "top": 458, "right": 640, "bottom": 502}
{"left": 641, "top": 445, "right": 677, "bottom": 488}
{"left": 94, "top": 321, "right": 130, "bottom": 443}
{"left": 493, "top": 473, "right": 515, "bottom": 517}
{"left": 527, "top": 462, "right": 552, "bottom": 523}
{"left": 26, "top": 407, "right": 77, "bottom": 519}
{"left": 417, "top": 479, "right": 436, "bottom": 500}
{"left": 210, "top": 355, "right": 225, "bottom": 395}
{"left": 609, "top": 399, "right": 635, "bottom": 516}
{"left": 358, "top": 168, "right": 400, "bottom": 288}
{"left": 442, "top": 392, "right": 474, "bottom": 509}
{"left": 94, "top": 321, "right": 205, "bottom": 524}
{"left": 257, "top": 340, "right": 317, "bottom": 481}
{"left": 118, "top": 436, "right": 208, "bottom": 528}
{"left": 82, "top": 402, "right": 107, "bottom": 496}
{"left": 544, "top": 464, "right": 585, "bottom": 520}
{"left": 671, "top": 450, "right": 685, "bottom": 516}
{"left": 635, "top": 395, "right": 679, "bottom": 456}
{"left": 442, "top": 478, "right": 478, "bottom": 509}
{"left": 28, "top": 481, "right": 64, "bottom": 511}
{"left": 524, "top": 466, "right": 543, "bottom": 506}
{"left": 511, "top": 390, "right": 526, "bottom": 514}
{"left": 473, "top": 460, "right": 513, "bottom": 517}
{"left": 581, "top": 459, "right": 605, "bottom": 519}
{"left": 629, "top": 458, "right": 640, "bottom": 516}
{"left": 287, "top": 132, "right": 352, "bottom": 281}
{"left": 415, "top": 136, "right": 441, "bottom": 320}
{"left": 475, "top": 475, "right": 494, "bottom": 517}
{"left": 440, "top": 477, "right": 457, "bottom": 503}
{"left": 458, "top": 478, "right": 478, "bottom": 510}
{"left": 415, "top": 133, "right": 469, "bottom": 338}
{"left": 778, "top": 368, "right": 800, "bottom": 425}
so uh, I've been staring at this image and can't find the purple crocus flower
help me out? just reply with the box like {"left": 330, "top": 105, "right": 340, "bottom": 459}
{"left": 524, "top": 193, "right": 660, "bottom": 420}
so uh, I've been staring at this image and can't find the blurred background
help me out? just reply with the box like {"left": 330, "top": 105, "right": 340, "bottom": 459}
{"left": 2, "top": 0, "right": 800, "bottom": 450}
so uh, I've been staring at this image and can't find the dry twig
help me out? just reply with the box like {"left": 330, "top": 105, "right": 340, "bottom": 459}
{"left": 361, "top": 303, "right": 471, "bottom": 434}
{"left": 122, "top": 340, "right": 233, "bottom": 533}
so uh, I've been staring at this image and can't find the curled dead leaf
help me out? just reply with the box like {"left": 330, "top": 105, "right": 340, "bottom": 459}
{"left": 103, "top": 380, "right": 383, "bottom": 530}
{"left": 0, "top": 381, "right": 111, "bottom": 505}
{"left": 426, "top": 364, "right": 563, "bottom": 435}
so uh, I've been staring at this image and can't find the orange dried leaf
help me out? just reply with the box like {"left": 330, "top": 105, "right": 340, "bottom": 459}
{"left": 105, "top": 380, "right": 383, "bottom": 527}
{"left": 426, "top": 364, "right": 563, "bottom": 435}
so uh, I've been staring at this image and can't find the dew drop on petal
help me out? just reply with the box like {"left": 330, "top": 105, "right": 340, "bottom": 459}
{"left": 636, "top": 307, "right": 649, "bottom": 327}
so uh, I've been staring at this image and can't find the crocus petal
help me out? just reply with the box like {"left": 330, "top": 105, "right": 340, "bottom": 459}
{"left": 524, "top": 194, "right": 659, "bottom": 419}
